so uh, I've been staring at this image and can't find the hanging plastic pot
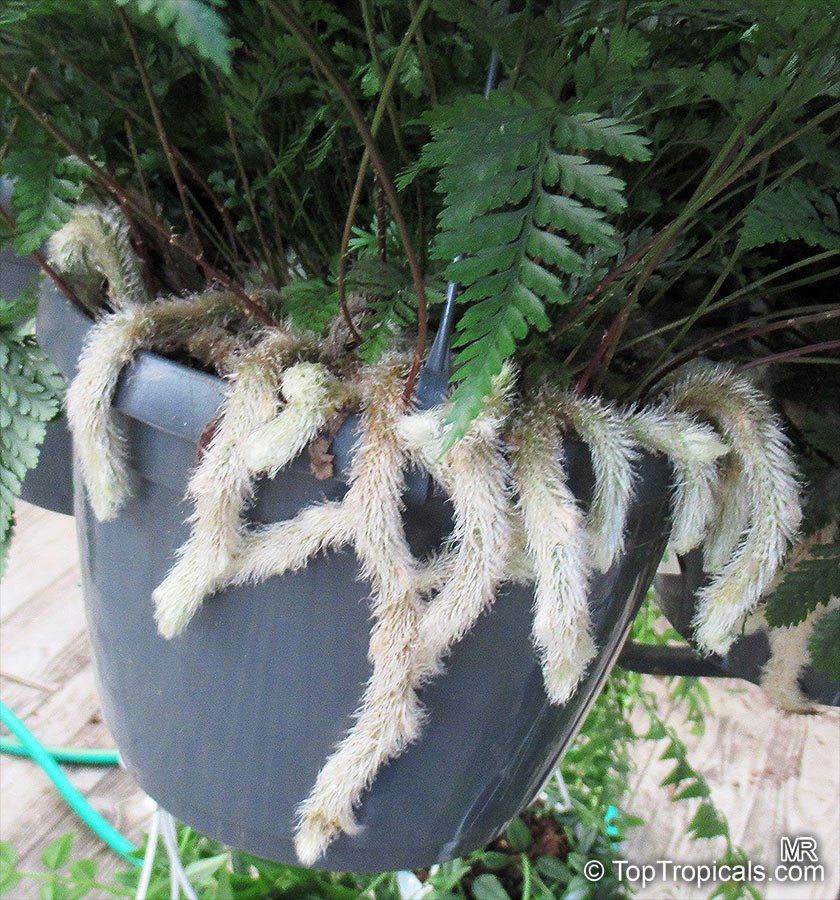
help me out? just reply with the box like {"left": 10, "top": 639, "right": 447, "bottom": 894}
{"left": 651, "top": 552, "right": 839, "bottom": 708}
{"left": 34, "top": 280, "right": 674, "bottom": 871}
{"left": 18, "top": 413, "right": 74, "bottom": 516}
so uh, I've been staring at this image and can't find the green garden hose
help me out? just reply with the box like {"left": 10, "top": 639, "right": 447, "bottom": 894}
{"left": 0, "top": 700, "right": 139, "bottom": 863}
{"left": 0, "top": 737, "right": 121, "bottom": 766}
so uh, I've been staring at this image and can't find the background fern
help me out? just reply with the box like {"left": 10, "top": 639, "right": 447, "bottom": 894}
{"left": 739, "top": 179, "right": 840, "bottom": 252}
{"left": 809, "top": 607, "right": 840, "bottom": 682}
{"left": 0, "top": 287, "right": 64, "bottom": 574}
{"left": 114, "top": 0, "right": 232, "bottom": 73}
{"left": 765, "top": 545, "right": 840, "bottom": 628}
{"left": 277, "top": 278, "right": 338, "bottom": 336}
{"left": 3, "top": 119, "right": 88, "bottom": 256}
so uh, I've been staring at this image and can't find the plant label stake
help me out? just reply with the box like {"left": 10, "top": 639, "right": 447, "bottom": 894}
{"left": 404, "top": 52, "right": 502, "bottom": 505}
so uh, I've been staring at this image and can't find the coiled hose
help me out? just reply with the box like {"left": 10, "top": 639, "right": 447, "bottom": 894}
{"left": 0, "top": 700, "right": 138, "bottom": 863}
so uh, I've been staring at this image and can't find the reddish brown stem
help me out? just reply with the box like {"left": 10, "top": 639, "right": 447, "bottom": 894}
{"left": 118, "top": 11, "right": 208, "bottom": 279}
{"left": 35, "top": 40, "right": 262, "bottom": 270}
{"left": 713, "top": 103, "right": 840, "bottom": 201}
{"left": 335, "top": 158, "right": 366, "bottom": 344}
{"left": 225, "top": 112, "right": 280, "bottom": 289}
{"left": 261, "top": 145, "right": 291, "bottom": 285}
{"left": 573, "top": 313, "right": 623, "bottom": 398}
{"left": 123, "top": 118, "right": 153, "bottom": 208}
{"left": 408, "top": 0, "right": 438, "bottom": 105}
{"left": 585, "top": 237, "right": 658, "bottom": 307}
{"left": 0, "top": 67, "right": 37, "bottom": 166}
{"left": 118, "top": 197, "right": 157, "bottom": 300}
{"left": 642, "top": 307, "right": 840, "bottom": 390}
{"left": 376, "top": 175, "right": 387, "bottom": 262}
{"left": 266, "top": 1, "right": 427, "bottom": 400}
{"left": 0, "top": 69, "right": 278, "bottom": 327}
{"left": 733, "top": 340, "right": 840, "bottom": 373}
{"left": 552, "top": 234, "right": 660, "bottom": 344}
{"left": 575, "top": 237, "right": 673, "bottom": 397}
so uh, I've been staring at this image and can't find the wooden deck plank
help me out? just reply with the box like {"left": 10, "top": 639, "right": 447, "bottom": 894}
{"left": 1, "top": 502, "right": 149, "bottom": 896}
{"left": 1, "top": 572, "right": 86, "bottom": 688}
{"left": 624, "top": 678, "right": 840, "bottom": 899}
{"left": 1, "top": 503, "right": 78, "bottom": 621}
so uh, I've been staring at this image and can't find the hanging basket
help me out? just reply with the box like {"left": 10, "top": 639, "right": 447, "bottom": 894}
{"left": 654, "top": 552, "right": 840, "bottom": 708}
{"left": 36, "top": 279, "right": 672, "bottom": 871}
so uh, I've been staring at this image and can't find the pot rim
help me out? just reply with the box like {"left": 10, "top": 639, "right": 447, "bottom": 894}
{"left": 36, "top": 280, "right": 604, "bottom": 492}
{"left": 36, "top": 280, "right": 663, "bottom": 477}
{"left": 38, "top": 280, "right": 228, "bottom": 443}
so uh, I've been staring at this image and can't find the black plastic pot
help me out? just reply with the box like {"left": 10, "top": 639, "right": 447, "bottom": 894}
{"left": 652, "top": 553, "right": 839, "bottom": 707}
{"left": 18, "top": 414, "right": 74, "bottom": 516}
{"left": 37, "top": 282, "right": 673, "bottom": 871}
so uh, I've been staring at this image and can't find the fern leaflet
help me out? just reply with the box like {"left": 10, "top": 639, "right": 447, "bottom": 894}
{"left": 4, "top": 119, "right": 88, "bottom": 256}
{"left": 739, "top": 179, "right": 840, "bottom": 252}
{"left": 764, "top": 543, "right": 840, "bottom": 627}
{"left": 0, "top": 288, "right": 65, "bottom": 574}
{"left": 415, "top": 92, "right": 649, "bottom": 443}
{"left": 809, "top": 607, "right": 840, "bottom": 681}
{"left": 345, "top": 258, "right": 417, "bottom": 364}
{"left": 279, "top": 278, "right": 338, "bottom": 336}
{"left": 114, "top": 0, "right": 233, "bottom": 73}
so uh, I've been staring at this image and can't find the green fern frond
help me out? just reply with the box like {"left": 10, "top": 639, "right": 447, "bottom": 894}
{"left": 554, "top": 112, "right": 652, "bottom": 160}
{"left": 416, "top": 92, "right": 649, "bottom": 443}
{"left": 306, "top": 120, "right": 338, "bottom": 171}
{"left": 765, "top": 543, "right": 840, "bottom": 628}
{"left": 359, "top": 295, "right": 417, "bottom": 365}
{"left": 279, "top": 278, "right": 338, "bottom": 336}
{"left": 739, "top": 178, "right": 840, "bottom": 252}
{"left": 346, "top": 258, "right": 419, "bottom": 364}
{"left": 798, "top": 408, "right": 840, "bottom": 464}
{"left": 809, "top": 607, "right": 840, "bottom": 681}
{"left": 0, "top": 0, "right": 70, "bottom": 26}
{"left": 0, "top": 289, "right": 37, "bottom": 327}
{"left": 0, "top": 290, "right": 65, "bottom": 575}
{"left": 114, "top": 0, "right": 233, "bottom": 74}
{"left": 4, "top": 119, "right": 88, "bottom": 256}
{"left": 546, "top": 153, "right": 628, "bottom": 212}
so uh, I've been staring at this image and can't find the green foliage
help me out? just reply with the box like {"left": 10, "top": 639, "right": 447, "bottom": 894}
{"left": 414, "top": 93, "right": 649, "bottom": 441}
{"left": 0, "top": 842, "right": 21, "bottom": 897}
{"left": 0, "top": 16, "right": 837, "bottom": 896}
{"left": 1, "top": 834, "right": 130, "bottom": 899}
{"left": 3, "top": 119, "right": 88, "bottom": 256}
{"left": 790, "top": 404, "right": 840, "bottom": 535}
{"left": 41, "top": 834, "right": 74, "bottom": 870}
{"left": 0, "top": 286, "right": 64, "bottom": 575}
{"left": 2, "top": 0, "right": 837, "bottom": 443}
{"left": 504, "top": 817, "right": 531, "bottom": 853}
{"left": 114, "top": 0, "right": 233, "bottom": 73}
{"left": 359, "top": 290, "right": 417, "bottom": 364}
{"left": 346, "top": 257, "right": 421, "bottom": 363}
{"left": 809, "top": 607, "right": 840, "bottom": 681}
{"left": 764, "top": 543, "right": 840, "bottom": 627}
{"left": 0, "top": 0, "right": 75, "bottom": 27}
{"left": 739, "top": 179, "right": 840, "bottom": 252}
{"left": 638, "top": 689, "right": 759, "bottom": 899}
{"left": 471, "top": 874, "right": 510, "bottom": 900}
{"left": 278, "top": 278, "right": 338, "bottom": 336}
